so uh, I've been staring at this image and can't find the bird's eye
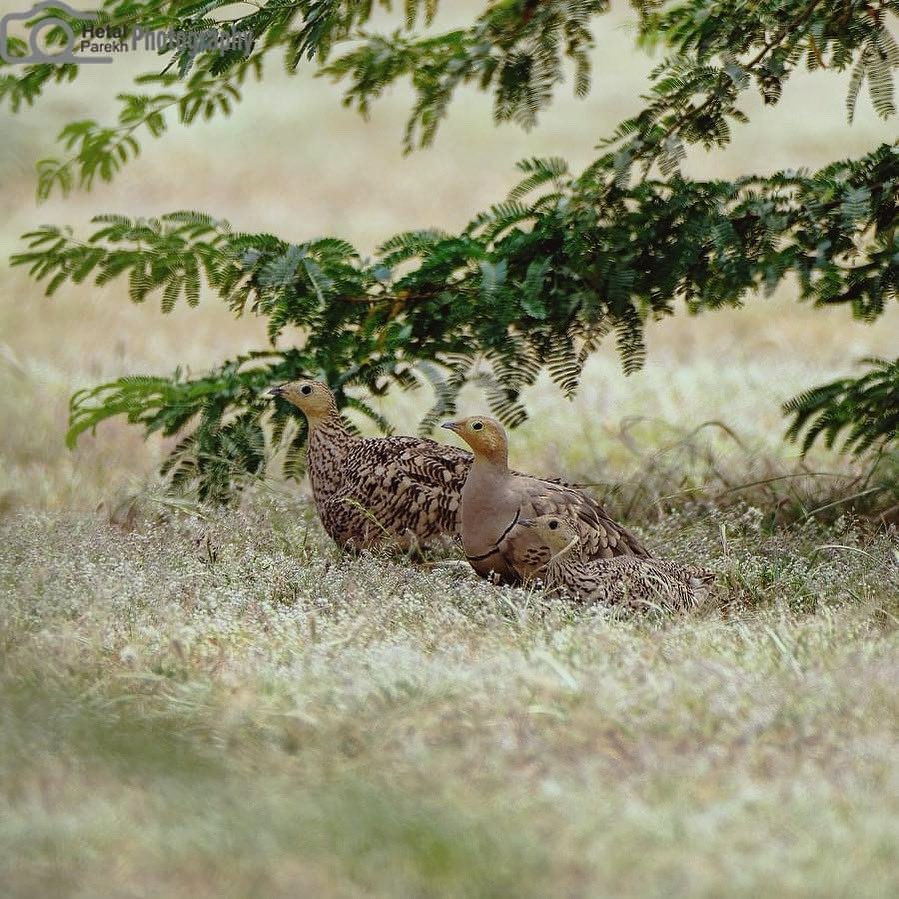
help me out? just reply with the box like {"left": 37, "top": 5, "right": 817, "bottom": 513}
{"left": 471, "top": 421, "right": 484, "bottom": 431}
{"left": 549, "top": 520, "right": 559, "bottom": 530}
{"left": 301, "top": 385, "right": 313, "bottom": 396}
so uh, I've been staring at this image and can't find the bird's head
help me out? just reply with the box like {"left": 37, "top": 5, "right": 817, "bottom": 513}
{"left": 440, "top": 415, "right": 508, "bottom": 464}
{"left": 518, "top": 515, "right": 579, "bottom": 554}
{"left": 268, "top": 379, "right": 337, "bottom": 421}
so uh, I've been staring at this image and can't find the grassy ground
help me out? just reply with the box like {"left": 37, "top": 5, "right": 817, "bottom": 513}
{"left": 2, "top": 499, "right": 898, "bottom": 897}
{"left": 2, "top": 4, "right": 899, "bottom": 896}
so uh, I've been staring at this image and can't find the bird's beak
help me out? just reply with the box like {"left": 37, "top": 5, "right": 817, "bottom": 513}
{"left": 268, "top": 385, "right": 285, "bottom": 397}
{"left": 518, "top": 518, "right": 534, "bottom": 528}
{"left": 440, "top": 420, "right": 460, "bottom": 433}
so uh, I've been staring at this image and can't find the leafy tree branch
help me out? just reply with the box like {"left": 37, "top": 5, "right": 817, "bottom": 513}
{"left": 784, "top": 357, "right": 899, "bottom": 456}
{"left": 5, "top": 1, "right": 899, "bottom": 498}
{"left": 12, "top": 139, "right": 898, "bottom": 496}
{"left": 5, "top": 2, "right": 897, "bottom": 193}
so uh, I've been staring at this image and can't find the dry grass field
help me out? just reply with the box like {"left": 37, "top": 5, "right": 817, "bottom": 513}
{"left": 1, "top": 4, "right": 898, "bottom": 896}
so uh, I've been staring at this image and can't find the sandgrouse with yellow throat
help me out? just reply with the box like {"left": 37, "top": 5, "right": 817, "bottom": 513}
{"left": 271, "top": 380, "right": 472, "bottom": 550}
{"left": 441, "top": 415, "right": 649, "bottom": 581}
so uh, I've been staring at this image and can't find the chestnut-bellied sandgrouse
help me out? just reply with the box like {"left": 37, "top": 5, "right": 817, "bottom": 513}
{"left": 507, "top": 515, "right": 714, "bottom": 610}
{"left": 270, "top": 380, "right": 472, "bottom": 550}
{"left": 440, "top": 415, "right": 649, "bottom": 582}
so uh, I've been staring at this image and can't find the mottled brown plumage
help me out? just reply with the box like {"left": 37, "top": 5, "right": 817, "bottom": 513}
{"left": 507, "top": 515, "right": 714, "bottom": 610}
{"left": 271, "top": 380, "right": 472, "bottom": 550}
{"left": 441, "top": 415, "right": 650, "bottom": 582}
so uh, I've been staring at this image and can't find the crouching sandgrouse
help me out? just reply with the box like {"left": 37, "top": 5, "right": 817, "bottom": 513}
{"left": 270, "top": 380, "right": 472, "bottom": 550}
{"left": 507, "top": 515, "right": 714, "bottom": 610}
{"left": 441, "top": 415, "right": 649, "bottom": 582}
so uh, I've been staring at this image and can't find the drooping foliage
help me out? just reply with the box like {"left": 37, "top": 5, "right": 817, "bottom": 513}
{"left": 3, "top": 1, "right": 898, "bottom": 499}
{"left": 784, "top": 358, "right": 899, "bottom": 457}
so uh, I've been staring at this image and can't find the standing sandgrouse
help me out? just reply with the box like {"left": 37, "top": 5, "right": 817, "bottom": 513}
{"left": 507, "top": 515, "right": 714, "bottom": 610}
{"left": 441, "top": 415, "right": 650, "bottom": 582}
{"left": 270, "top": 380, "right": 472, "bottom": 550}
